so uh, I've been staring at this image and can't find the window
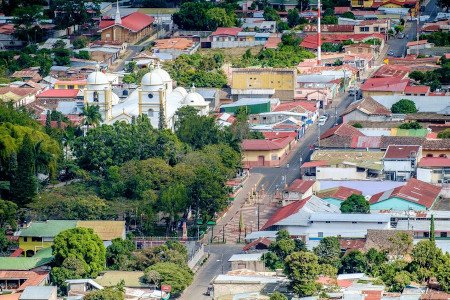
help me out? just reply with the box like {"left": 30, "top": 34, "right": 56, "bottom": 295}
{"left": 93, "top": 91, "right": 99, "bottom": 102}
{"left": 325, "top": 221, "right": 331, "bottom": 223}
{"left": 424, "top": 232, "right": 430, "bottom": 238}
{"left": 358, "top": 0, "right": 363, "bottom": 4}
{"left": 148, "top": 93, "right": 153, "bottom": 99}
{"left": 148, "top": 109, "right": 154, "bottom": 117}
{"left": 352, "top": 221, "right": 357, "bottom": 224}
{"left": 441, "top": 232, "right": 448, "bottom": 238}
{"left": 31, "top": 237, "right": 41, "bottom": 242}
{"left": 378, "top": 222, "right": 383, "bottom": 224}
{"left": 23, "top": 237, "right": 27, "bottom": 242}
{"left": 68, "top": 85, "right": 74, "bottom": 89}
{"left": 374, "top": 26, "right": 379, "bottom": 32}
{"left": 318, "top": 232, "right": 323, "bottom": 237}
{"left": 360, "top": 27, "right": 369, "bottom": 32}
{"left": 427, "top": 154, "right": 433, "bottom": 157}
{"left": 440, "top": 154, "right": 447, "bottom": 158}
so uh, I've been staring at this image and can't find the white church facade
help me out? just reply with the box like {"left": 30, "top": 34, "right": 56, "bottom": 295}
{"left": 83, "top": 64, "right": 210, "bottom": 130}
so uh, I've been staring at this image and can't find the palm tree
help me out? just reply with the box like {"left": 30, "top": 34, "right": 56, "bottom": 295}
{"left": 80, "top": 103, "right": 103, "bottom": 132}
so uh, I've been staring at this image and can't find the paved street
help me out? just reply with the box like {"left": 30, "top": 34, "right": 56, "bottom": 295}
{"left": 180, "top": 244, "right": 242, "bottom": 300}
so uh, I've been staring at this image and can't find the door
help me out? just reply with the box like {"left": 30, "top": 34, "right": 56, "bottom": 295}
{"left": 258, "top": 155, "right": 265, "bottom": 166}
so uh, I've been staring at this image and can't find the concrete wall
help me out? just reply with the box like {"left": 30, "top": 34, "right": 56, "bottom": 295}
{"left": 187, "top": 244, "right": 204, "bottom": 269}
{"left": 370, "top": 197, "right": 426, "bottom": 211}
{"left": 213, "top": 282, "right": 267, "bottom": 300}
{"left": 383, "top": 160, "right": 416, "bottom": 174}
{"left": 316, "top": 167, "right": 368, "bottom": 180}
{"left": 231, "top": 260, "right": 266, "bottom": 272}
{"left": 343, "top": 110, "right": 391, "bottom": 123}
{"left": 243, "top": 141, "right": 294, "bottom": 167}
{"left": 417, "top": 168, "right": 433, "bottom": 183}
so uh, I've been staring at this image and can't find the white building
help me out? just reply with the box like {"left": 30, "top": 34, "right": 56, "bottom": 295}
{"left": 83, "top": 63, "right": 209, "bottom": 129}
{"left": 383, "top": 145, "right": 422, "bottom": 181}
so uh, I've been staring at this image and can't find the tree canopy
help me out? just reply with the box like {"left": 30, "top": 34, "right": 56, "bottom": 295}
{"left": 340, "top": 194, "right": 370, "bottom": 214}
{"left": 145, "top": 262, "right": 193, "bottom": 295}
{"left": 391, "top": 99, "right": 418, "bottom": 114}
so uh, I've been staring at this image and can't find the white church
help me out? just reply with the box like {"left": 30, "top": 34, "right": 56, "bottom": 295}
{"left": 83, "top": 63, "right": 210, "bottom": 129}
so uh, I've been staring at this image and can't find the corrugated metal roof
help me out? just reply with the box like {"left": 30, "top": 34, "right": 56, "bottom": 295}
{"left": 20, "top": 286, "right": 56, "bottom": 300}
{"left": 228, "top": 253, "right": 263, "bottom": 262}
{"left": 310, "top": 213, "right": 390, "bottom": 222}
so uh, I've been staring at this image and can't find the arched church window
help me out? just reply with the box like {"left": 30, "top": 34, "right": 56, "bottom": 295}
{"left": 148, "top": 109, "right": 154, "bottom": 117}
{"left": 93, "top": 91, "right": 99, "bottom": 102}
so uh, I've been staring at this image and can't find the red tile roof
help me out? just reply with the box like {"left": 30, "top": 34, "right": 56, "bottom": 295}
{"left": 361, "top": 77, "right": 410, "bottom": 92}
{"left": 0, "top": 271, "right": 49, "bottom": 291}
{"left": 273, "top": 100, "right": 318, "bottom": 113}
{"left": 370, "top": 178, "right": 441, "bottom": 208}
{"left": 303, "top": 24, "right": 354, "bottom": 33}
{"left": 286, "top": 179, "right": 316, "bottom": 193}
{"left": 363, "top": 290, "right": 383, "bottom": 300}
{"left": 317, "top": 276, "right": 353, "bottom": 288}
{"left": 0, "top": 87, "right": 39, "bottom": 97}
{"left": 11, "top": 70, "right": 40, "bottom": 78}
{"left": 372, "top": 65, "right": 410, "bottom": 79}
{"left": 342, "top": 97, "right": 391, "bottom": 117}
{"left": 242, "top": 132, "right": 296, "bottom": 151}
{"left": 351, "top": 136, "right": 382, "bottom": 148}
{"left": 301, "top": 160, "right": 329, "bottom": 168}
{"left": 418, "top": 157, "right": 450, "bottom": 168}
{"left": 264, "top": 36, "right": 282, "bottom": 49}
{"left": 37, "top": 89, "right": 80, "bottom": 98}
{"left": 318, "top": 186, "right": 362, "bottom": 201}
{"left": 404, "top": 85, "right": 430, "bottom": 94}
{"left": 407, "top": 40, "right": 429, "bottom": 47}
{"left": 334, "top": 6, "right": 351, "bottom": 14}
{"left": 0, "top": 24, "right": 15, "bottom": 35}
{"left": 99, "top": 12, "right": 155, "bottom": 32}
{"left": 211, "top": 27, "right": 242, "bottom": 36}
{"left": 261, "top": 198, "right": 309, "bottom": 230}
{"left": 242, "top": 237, "right": 272, "bottom": 251}
{"left": 384, "top": 145, "right": 421, "bottom": 159}
{"left": 320, "top": 123, "right": 365, "bottom": 140}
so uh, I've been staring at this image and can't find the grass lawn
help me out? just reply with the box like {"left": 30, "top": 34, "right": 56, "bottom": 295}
{"left": 138, "top": 8, "right": 179, "bottom": 14}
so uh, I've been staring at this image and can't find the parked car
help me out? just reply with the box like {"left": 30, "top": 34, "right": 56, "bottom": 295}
{"left": 318, "top": 115, "right": 327, "bottom": 126}
{"left": 388, "top": 50, "right": 395, "bottom": 56}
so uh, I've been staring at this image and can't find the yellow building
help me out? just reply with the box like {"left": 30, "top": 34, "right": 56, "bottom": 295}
{"left": 54, "top": 79, "right": 87, "bottom": 90}
{"left": 242, "top": 132, "right": 297, "bottom": 168}
{"left": 18, "top": 220, "right": 126, "bottom": 257}
{"left": 231, "top": 68, "right": 297, "bottom": 101}
{"left": 351, "top": 0, "right": 418, "bottom": 14}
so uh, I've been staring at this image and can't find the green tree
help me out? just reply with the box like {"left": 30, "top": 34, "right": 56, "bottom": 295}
{"left": 73, "top": 36, "right": 89, "bottom": 49}
{"left": 284, "top": 251, "right": 320, "bottom": 297}
{"left": 411, "top": 240, "right": 445, "bottom": 282}
{"left": 322, "top": 15, "right": 338, "bottom": 24}
{"left": 398, "top": 121, "right": 422, "bottom": 129}
{"left": 437, "top": 258, "right": 450, "bottom": 293}
{"left": 340, "top": 250, "right": 367, "bottom": 273}
{"left": 270, "top": 291, "right": 288, "bottom": 300}
{"left": 391, "top": 99, "right": 417, "bottom": 114}
{"left": 106, "top": 238, "right": 136, "bottom": 270}
{"left": 342, "top": 11, "right": 355, "bottom": 19}
{"left": 388, "top": 232, "right": 413, "bottom": 259}
{"left": 205, "top": 7, "right": 235, "bottom": 29}
{"left": 81, "top": 103, "right": 103, "bottom": 131}
{"left": 352, "top": 123, "right": 363, "bottom": 128}
{"left": 0, "top": 230, "right": 10, "bottom": 253}
{"left": 430, "top": 214, "right": 435, "bottom": 242}
{"left": 51, "top": 256, "right": 87, "bottom": 288}
{"left": 133, "top": 242, "right": 188, "bottom": 270}
{"left": 84, "top": 288, "right": 124, "bottom": 300}
{"left": 340, "top": 194, "right": 370, "bottom": 214}
{"left": 287, "top": 8, "right": 301, "bottom": 28}
{"left": 365, "top": 248, "right": 387, "bottom": 276}
{"left": 75, "top": 50, "right": 91, "bottom": 60}
{"left": 391, "top": 271, "right": 411, "bottom": 292}
{"left": 0, "top": 199, "right": 18, "bottom": 230}
{"left": 313, "top": 236, "right": 341, "bottom": 269}
{"left": 263, "top": 7, "right": 280, "bottom": 21}
{"left": 52, "top": 0, "right": 100, "bottom": 30}
{"left": 12, "top": 5, "right": 45, "bottom": 44}
{"left": 52, "top": 227, "right": 106, "bottom": 278}
{"left": 10, "top": 134, "right": 37, "bottom": 205}
{"left": 145, "top": 262, "right": 193, "bottom": 295}
{"left": 438, "top": 128, "right": 450, "bottom": 138}
{"left": 158, "top": 183, "right": 188, "bottom": 234}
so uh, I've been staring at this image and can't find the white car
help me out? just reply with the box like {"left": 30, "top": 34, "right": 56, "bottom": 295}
{"left": 318, "top": 116, "right": 327, "bottom": 126}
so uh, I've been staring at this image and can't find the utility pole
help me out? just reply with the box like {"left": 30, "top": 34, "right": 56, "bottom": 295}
{"left": 416, "top": 12, "right": 420, "bottom": 56}
{"left": 317, "top": 0, "right": 321, "bottom": 65}
{"left": 334, "top": 106, "right": 338, "bottom": 125}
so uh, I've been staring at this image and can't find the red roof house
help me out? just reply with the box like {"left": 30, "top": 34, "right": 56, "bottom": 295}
{"left": 317, "top": 186, "right": 363, "bottom": 201}
{"left": 320, "top": 123, "right": 365, "bottom": 140}
{"left": 370, "top": 178, "right": 441, "bottom": 210}
{"left": 98, "top": 12, "right": 155, "bottom": 44}
{"left": 36, "top": 89, "right": 80, "bottom": 99}
{"left": 361, "top": 77, "right": 410, "bottom": 94}
{"left": 211, "top": 27, "right": 242, "bottom": 37}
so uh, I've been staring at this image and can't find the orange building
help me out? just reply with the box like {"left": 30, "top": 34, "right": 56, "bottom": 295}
{"left": 98, "top": 5, "right": 155, "bottom": 44}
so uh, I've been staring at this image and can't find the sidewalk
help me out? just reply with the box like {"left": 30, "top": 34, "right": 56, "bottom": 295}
{"left": 210, "top": 173, "right": 266, "bottom": 244}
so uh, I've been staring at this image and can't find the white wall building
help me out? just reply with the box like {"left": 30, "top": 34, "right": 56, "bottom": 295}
{"left": 383, "top": 145, "right": 422, "bottom": 181}
{"left": 83, "top": 63, "right": 210, "bottom": 129}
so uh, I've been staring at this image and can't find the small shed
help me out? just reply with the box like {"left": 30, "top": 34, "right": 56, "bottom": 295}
{"left": 228, "top": 253, "right": 266, "bottom": 272}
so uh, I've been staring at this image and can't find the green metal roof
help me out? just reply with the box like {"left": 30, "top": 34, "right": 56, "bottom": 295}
{"left": 19, "top": 220, "right": 77, "bottom": 237}
{"left": 0, "top": 248, "right": 53, "bottom": 270}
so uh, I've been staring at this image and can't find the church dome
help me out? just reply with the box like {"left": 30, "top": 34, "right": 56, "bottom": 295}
{"left": 141, "top": 70, "right": 164, "bottom": 87}
{"left": 152, "top": 67, "right": 171, "bottom": 83}
{"left": 184, "top": 91, "right": 206, "bottom": 106}
{"left": 87, "top": 70, "right": 109, "bottom": 85}
{"left": 173, "top": 87, "right": 188, "bottom": 97}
